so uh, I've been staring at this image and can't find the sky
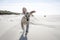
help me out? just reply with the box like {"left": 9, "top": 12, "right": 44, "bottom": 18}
{"left": 0, "top": 0, "right": 60, "bottom": 15}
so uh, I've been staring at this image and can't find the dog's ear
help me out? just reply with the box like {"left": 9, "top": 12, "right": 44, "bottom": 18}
{"left": 30, "top": 11, "right": 35, "bottom": 14}
{"left": 30, "top": 11, "right": 36, "bottom": 15}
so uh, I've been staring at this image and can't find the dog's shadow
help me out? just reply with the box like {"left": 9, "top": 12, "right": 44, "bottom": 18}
{"left": 19, "top": 32, "right": 28, "bottom": 40}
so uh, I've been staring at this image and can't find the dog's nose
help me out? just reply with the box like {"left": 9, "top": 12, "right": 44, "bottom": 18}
{"left": 27, "top": 18, "right": 29, "bottom": 21}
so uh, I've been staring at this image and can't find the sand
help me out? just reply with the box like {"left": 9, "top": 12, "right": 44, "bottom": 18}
{"left": 0, "top": 15, "right": 60, "bottom": 40}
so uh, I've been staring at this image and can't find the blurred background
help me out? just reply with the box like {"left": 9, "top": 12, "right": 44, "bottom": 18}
{"left": 0, "top": 0, "right": 60, "bottom": 40}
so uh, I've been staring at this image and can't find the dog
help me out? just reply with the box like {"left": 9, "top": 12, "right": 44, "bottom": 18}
{"left": 21, "top": 10, "right": 35, "bottom": 35}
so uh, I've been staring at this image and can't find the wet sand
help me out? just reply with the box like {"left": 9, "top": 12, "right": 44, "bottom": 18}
{"left": 0, "top": 15, "right": 60, "bottom": 40}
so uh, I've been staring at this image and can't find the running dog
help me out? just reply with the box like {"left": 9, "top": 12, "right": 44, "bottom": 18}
{"left": 21, "top": 7, "right": 35, "bottom": 35}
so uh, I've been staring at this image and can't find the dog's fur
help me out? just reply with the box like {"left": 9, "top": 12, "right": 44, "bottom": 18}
{"left": 21, "top": 16, "right": 28, "bottom": 26}
{"left": 21, "top": 11, "right": 35, "bottom": 29}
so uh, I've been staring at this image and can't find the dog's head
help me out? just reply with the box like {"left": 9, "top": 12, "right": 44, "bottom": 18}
{"left": 22, "top": 7, "right": 36, "bottom": 21}
{"left": 24, "top": 11, "right": 36, "bottom": 21}
{"left": 25, "top": 12, "right": 30, "bottom": 21}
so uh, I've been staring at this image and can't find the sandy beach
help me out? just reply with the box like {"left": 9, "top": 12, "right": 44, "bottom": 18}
{"left": 0, "top": 15, "right": 60, "bottom": 40}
